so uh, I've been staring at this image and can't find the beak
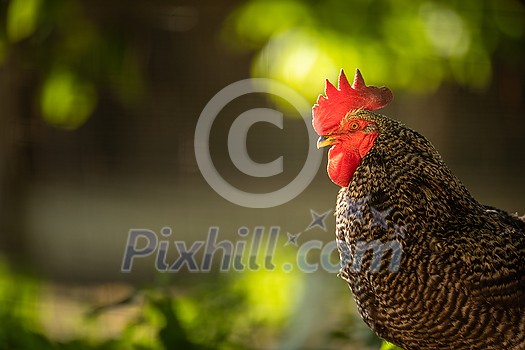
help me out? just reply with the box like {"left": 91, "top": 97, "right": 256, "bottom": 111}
{"left": 317, "top": 135, "right": 337, "bottom": 149}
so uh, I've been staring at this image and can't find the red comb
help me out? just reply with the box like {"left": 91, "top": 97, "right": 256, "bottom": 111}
{"left": 312, "top": 69, "right": 393, "bottom": 135}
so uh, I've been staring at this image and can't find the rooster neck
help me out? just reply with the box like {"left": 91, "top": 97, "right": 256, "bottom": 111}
{"left": 337, "top": 122, "right": 485, "bottom": 241}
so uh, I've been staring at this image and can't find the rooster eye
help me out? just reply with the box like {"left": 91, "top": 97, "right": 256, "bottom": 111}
{"left": 350, "top": 121, "right": 360, "bottom": 130}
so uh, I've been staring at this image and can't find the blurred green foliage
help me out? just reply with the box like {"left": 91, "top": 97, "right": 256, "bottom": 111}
{"left": 380, "top": 341, "right": 403, "bottom": 350}
{"left": 6, "top": 0, "right": 41, "bottom": 42}
{"left": 40, "top": 68, "right": 97, "bottom": 129}
{"left": 1, "top": 0, "right": 144, "bottom": 129}
{"left": 0, "top": 259, "right": 56, "bottom": 349}
{"left": 0, "top": 256, "right": 323, "bottom": 350}
{"left": 0, "top": 262, "right": 243, "bottom": 349}
{"left": 223, "top": 0, "right": 525, "bottom": 100}
{"left": 3, "top": 0, "right": 523, "bottom": 127}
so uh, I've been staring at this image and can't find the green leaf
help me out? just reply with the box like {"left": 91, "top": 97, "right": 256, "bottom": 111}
{"left": 380, "top": 340, "right": 403, "bottom": 350}
{"left": 6, "top": 0, "right": 42, "bottom": 42}
{"left": 40, "top": 68, "right": 97, "bottom": 130}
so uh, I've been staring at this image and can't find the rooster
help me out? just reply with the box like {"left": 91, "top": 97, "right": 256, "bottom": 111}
{"left": 313, "top": 69, "right": 525, "bottom": 349}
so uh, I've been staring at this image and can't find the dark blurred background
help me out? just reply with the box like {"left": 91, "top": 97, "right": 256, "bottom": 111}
{"left": 0, "top": 0, "right": 524, "bottom": 349}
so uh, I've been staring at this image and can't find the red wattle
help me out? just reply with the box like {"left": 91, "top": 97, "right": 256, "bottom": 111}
{"left": 327, "top": 145, "right": 361, "bottom": 187}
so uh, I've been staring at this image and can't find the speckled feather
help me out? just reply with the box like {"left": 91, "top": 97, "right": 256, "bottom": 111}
{"left": 335, "top": 110, "right": 525, "bottom": 349}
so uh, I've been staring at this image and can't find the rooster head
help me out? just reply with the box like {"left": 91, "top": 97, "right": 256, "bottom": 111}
{"left": 312, "top": 69, "right": 393, "bottom": 187}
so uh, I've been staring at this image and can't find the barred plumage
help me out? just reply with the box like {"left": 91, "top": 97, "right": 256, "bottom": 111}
{"left": 334, "top": 109, "right": 525, "bottom": 349}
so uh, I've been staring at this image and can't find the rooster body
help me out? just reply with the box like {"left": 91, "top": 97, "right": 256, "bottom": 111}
{"left": 313, "top": 70, "right": 525, "bottom": 349}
